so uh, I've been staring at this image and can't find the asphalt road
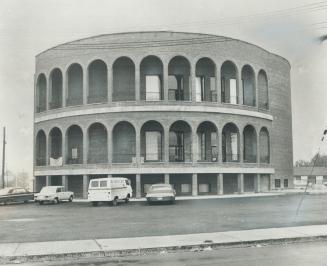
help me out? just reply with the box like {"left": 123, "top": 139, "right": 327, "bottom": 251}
{"left": 13, "top": 240, "right": 327, "bottom": 266}
{"left": 0, "top": 194, "right": 327, "bottom": 243}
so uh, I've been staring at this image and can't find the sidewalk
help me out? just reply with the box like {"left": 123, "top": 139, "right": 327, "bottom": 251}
{"left": 73, "top": 189, "right": 327, "bottom": 203}
{"left": 1, "top": 225, "right": 327, "bottom": 263}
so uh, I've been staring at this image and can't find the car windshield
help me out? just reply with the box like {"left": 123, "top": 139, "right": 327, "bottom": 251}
{"left": 0, "top": 188, "right": 14, "bottom": 195}
{"left": 148, "top": 185, "right": 172, "bottom": 193}
{"left": 39, "top": 187, "right": 58, "bottom": 194}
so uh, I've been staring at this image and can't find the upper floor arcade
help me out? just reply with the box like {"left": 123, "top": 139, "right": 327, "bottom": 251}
{"left": 35, "top": 56, "right": 270, "bottom": 114}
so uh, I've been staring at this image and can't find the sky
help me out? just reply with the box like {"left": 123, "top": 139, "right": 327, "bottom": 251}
{"left": 0, "top": 0, "right": 326, "bottom": 179}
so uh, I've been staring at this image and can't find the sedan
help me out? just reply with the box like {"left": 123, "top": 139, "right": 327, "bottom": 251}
{"left": 146, "top": 184, "right": 176, "bottom": 204}
{"left": 0, "top": 187, "right": 34, "bottom": 205}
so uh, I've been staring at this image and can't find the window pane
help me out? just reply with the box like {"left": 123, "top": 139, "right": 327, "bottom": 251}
{"left": 91, "top": 180, "right": 99, "bottom": 187}
{"left": 146, "top": 131, "right": 161, "bottom": 161}
{"left": 181, "top": 184, "right": 191, "bottom": 193}
{"left": 230, "top": 79, "right": 237, "bottom": 104}
{"left": 146, "top": 75, "right": 161, "bottom": 101}
{"left": 231, "top": 133, "right": 238, "bottom": 160}
{"left": 199, "top": 183, "right": 209, "bottom": 193}
{"left": 196, "top": 77, "right": 203, "bottom": 102}
{"left": 100, "top": 181, "right": 107, "bottom": 187}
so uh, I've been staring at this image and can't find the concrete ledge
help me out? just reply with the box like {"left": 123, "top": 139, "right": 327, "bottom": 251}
{"left": 1, "top": 225, "right": 327, "bottom": 263}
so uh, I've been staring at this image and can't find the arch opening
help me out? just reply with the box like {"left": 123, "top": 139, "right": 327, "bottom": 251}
{"left": 222, "top": 123, "right": 240, "bottom": 162}
{"left": 49, "top": 69, "right": 63, "bottom": 109}
{"left": 112, "top": 122, "right": 136, "bottom": 163}
{"left": 66, "top": 125, "right": 83, "bottom": 164}
{"left": 260, "top": 128, "right": 270, "bottom": 163}
{"left": 88, "top": 123, "right": 108, "bottom": 164}
{"left": 195, "top": 58, "right": 216, "bottom": 102}
{"left": 35, "top": 130, "right": 46, "bottom": 166}
{"left": 168, "top": 56, "right": 191, "bottom": 101}
{"left": 88, "top": 60, "right": 108, "bottom": 104}
{"left": 36, "top": 74, "right": 47, "bottom": 113}
{"left": 258, "top": 70, "right": 269, "bottom": 110}
{"left": 141, "top": 121, "right": 164, "bottom": 162}
{"left": 67, "top": 64, "right": 83, "bottom": 106}
{"left": 197, "top": 122, "right": 218, "bottom": 162}
{"left": 169, "top": 121, "right": 192, "bottom": 162}
{"left": 242, "top": 65, "right": 255, "bottom": 107}
{"left": 49, "top": 127, "right": 62, "bottom": 166}
{"left": 243, "top": 125, "right": 257, "bottom": 163}
{"left": 112, "top": 57, "right": 135, "bottom": 101}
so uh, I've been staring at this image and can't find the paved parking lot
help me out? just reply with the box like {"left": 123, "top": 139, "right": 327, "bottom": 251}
{"left": 0, "top": 194, "right": 327, "bottom": 243}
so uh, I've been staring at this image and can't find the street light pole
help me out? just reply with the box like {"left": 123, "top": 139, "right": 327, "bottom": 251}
{"left": 1, "top": 127, "right": 6, "bottom": 189}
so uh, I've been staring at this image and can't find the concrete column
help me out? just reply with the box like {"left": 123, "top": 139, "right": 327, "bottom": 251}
{"left": 164, "top": 126, "right": 169, "bottom": 163}
{"left": 217, "top": 173, "right": 223, "bottom": 195}
{"left": 83, "top": 175, "right": 89, "bottom": 199}
{"left": 62, "top": 132, "right": 66, "bottom": 165}
{"left": 47, "top": 75, "right": 51, "bottom": 111}
{"left": 254, "top": 71, "right": 258, "bottom": 108}
{"left": 62, "top": 175, "right": 68, "bottom": 191}
{"left": 45, "top": 134, "right": 49, "bottom": 166}
{"left": 46, "top": 175, "right": 51, "bottom": 186}
{"left": 83, "top": 67, "right": 88, "bottom": 105}
{"left": 83, "top": 130, "right": 88, "bottom": 164}
{"left": 163, "top": 63, "right": 169, "bottom": 102}
{"left": 237, "top": 70, "right": 243, "bottom": 105}
{"left": 257, "top": 133, "right": 260, "bottom": 164}
{"left": 164, "top": 173, "right": 170, "bottom": 184}
{"left": 135, "top": 64, "right": 140, "bottom": 102}
{"left": 255, "top": 174, "right": 261, "bottom": 193}
{"left": 191, "top": 65, "right": 196, "bottom": 103}
{"left": 136, "top": 174, "right": 141, "bottom": 198}
{"left": 239, "top": 131, "right": 244, "bottom": 163}
{"left": 62, "top": 71, "right": 66, "bottom": 108}
{"left": 238, "top": 173, "right": 244, "bottom": 194}
{"left": 192, "top": 130, "right": 198, "bottom": 164}
{"left": 135, "top": 128, "right": 140, "bottom": 165}
{"left": 107, "top": 65, "right": 112, "bottom": 103}
{"left": 107, "top": 126, "right": 112, "bottom": 164}
{"left": 216, "top": 68, "right": 221, "bottom": 103}
{"left": 192, "top": 173, "right": 198, "bottom": 196}
{"left": 218, "top": 130, "right": 223, "bottom": 163}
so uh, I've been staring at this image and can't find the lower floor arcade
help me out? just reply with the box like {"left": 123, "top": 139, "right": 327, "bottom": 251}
{"left": 34, "top": 173, "right": 271, "bottom": 199}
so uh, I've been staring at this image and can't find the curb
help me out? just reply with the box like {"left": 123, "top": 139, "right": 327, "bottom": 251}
{"left": 1, "top": 235, "right": 327, "bottom": 264}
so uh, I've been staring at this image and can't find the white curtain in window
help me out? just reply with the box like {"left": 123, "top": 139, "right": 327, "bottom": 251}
{"left": 146, "top": 75, "right": 161, "bottom": 101}
{"left": 230, "top": 79, "right": 237, "bottom": 104}
{"left": 195, "top": 77, "right": 203, "bottom": 102}
{"left": 231, "top": 132, "right": 238, "bottom": 160}
{"left": 146, "top": 131, "right": 160, "bottom": 160}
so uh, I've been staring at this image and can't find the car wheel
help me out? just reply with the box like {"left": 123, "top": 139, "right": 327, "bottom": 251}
{"left": 54, "top": 198, "right": 59, "bottom": 204}
{"left": 124, "top": 194, "right": 130, "bottom": 203}
{"left": 39, "top": 201, "right": 44, "bottom": 205}
{"left": 111, "top": 198, "right": 118, "bottom": 206}
{"left": 92, "top": 201, "right": 98, "bottom": 207}
{"left": 68, "top": 196, "right": 73, "bottom": 202}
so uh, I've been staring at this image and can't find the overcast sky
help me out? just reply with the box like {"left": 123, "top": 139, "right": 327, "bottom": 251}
{"left": 0, "top": 0, "right": 326, "bottom": 178}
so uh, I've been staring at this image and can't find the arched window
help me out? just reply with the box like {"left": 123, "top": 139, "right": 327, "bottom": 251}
{"left": 49, "top": 69, "right": 63, "bottom": 109}
{"left": 169, "top": 121, "right": 192, "bottom": 162}
{"left": 258, "top": 70, "right": 269, "bottom": 110}
{"left": 242, "top": 65, "right": 255, "bottom": 107}
{"left": 112, "top": 57, "right": 135, "bottom": 101}
{"left": 88, "top": 60, "right": 108, "bottom": 104}
{"left": 36, "top": 130, "right": 46, "bottom": 166}
{"left": 67, "top": 64, "right": 83, "bottom": 106}
{"left": 197, "top": 121, "right": 218, "bottom": 162}
{"left": 243, "top": 125, "right": 257, "bottom": 163}
{"left": 66, "top": 125, "right": 83, "bottom": 164}
{"left": 259, "top": 127, "right": 270, "bottom": 163}
{"left": 112, "top": 122, "right": 136, "bottom": 163}
{"left": 195, "top": 58, "right": 216, "bottom": 102}
{"left": 140, "top": 56, "right": 163, "bottom": 101}
{"left": 222, "top": 123, "right": 239, "bottom": 162}
{"left": 221, "top": 61, "right": 238, "bottom": 104}
{"left": 49, "top": 127, "right": 63, "bottom": 166}
{"left": 36, "top": 74, "right": 47, "bottom": 113}
{"left": 141, "top": 121, "right": 164, "bottom": 161}
{"left": 168, "top": 56, "right": 191, "bottom": 101}
{"left": 88, "top": 123, "right": 108, "bottom": 163}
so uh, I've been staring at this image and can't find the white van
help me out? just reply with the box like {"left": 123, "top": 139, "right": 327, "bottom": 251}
{"left": 88, "top": 177, "right": 132, "bottom": 207}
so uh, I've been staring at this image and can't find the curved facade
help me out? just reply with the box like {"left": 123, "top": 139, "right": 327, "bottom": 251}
{"left": 34, "top": 31, "right": 293, "bottom": 198}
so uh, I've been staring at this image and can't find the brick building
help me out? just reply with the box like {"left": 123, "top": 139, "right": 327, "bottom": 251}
{"left": 34, "top": 31, "right": 293, "bottom": 198}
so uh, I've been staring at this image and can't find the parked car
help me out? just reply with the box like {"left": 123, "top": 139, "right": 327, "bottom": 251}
{"left": 34, "top": 186, "right": 74, "bottom": 205}
{"left": 0, "top": 187, "right": 34, "bottom": 205}
{"left": 146, "top": 184, "right": 176, "bottom": 204}
{"left": 88, "top": 177, "right": 132, "bottom": 207}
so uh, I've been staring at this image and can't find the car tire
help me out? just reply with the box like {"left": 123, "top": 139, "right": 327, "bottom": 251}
{"left": 68, "top": 196, "right": 73, "bottom": 202}
{"left": 39, "top": 201, "right": 44, "bottom": 205}
{"left": 54, "top": 198, "right": 59, "bottom": 204}
{"left": 124, "top": 194, "right": 130, "bottom": 203}
{"left": 111, "top": 198, "right": 118, "bottom": 206}
{"left": 92, "top": 201, "right": 98, "bottom": 207}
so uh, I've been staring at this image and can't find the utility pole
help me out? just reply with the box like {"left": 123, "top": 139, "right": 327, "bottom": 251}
{"left": 1, "top": 127, "right": 6, "bottom": 189}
